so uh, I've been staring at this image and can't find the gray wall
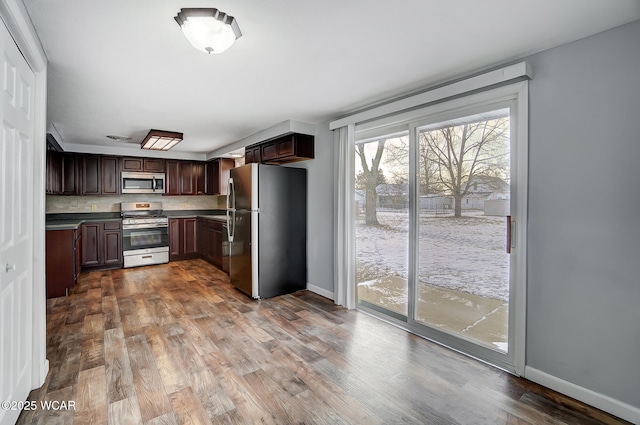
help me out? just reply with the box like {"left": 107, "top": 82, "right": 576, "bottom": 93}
{"left": 526, "top": 20, "right": 640, "bottom": 408}
{"left": 291, "top": 19, "right": 640, "bottom": 412}
{"left": 287, "top": 122, "right": 335, "bottom": 296}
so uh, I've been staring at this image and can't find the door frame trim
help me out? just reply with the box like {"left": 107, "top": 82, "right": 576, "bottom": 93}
{"left": 0, "top": 0, "right": 49, "bottom": 387}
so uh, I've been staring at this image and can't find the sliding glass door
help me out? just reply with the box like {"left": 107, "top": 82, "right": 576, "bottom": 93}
{"left": 414, "top": 109, "right": 511, "bottom": 353}
{"left": 355, "top": 132, "right": 409, "bottom": 321}
{"left": 353, "top": 85, "right": 527, "bottom": 372}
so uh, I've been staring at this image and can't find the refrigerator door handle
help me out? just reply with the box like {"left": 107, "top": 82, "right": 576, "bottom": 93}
{"left": 227, "top": 178, "right": 232, "bottom": 210}
{"left": 228, "top": 178, "right": 236, "bottom": 211}
{"left": 226, "top": 207, "right": 231, "bottom": 242}
{"left": 227, "top": 177, "right": 235, "bottom": 242}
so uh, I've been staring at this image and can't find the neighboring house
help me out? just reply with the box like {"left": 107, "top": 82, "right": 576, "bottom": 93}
{"left": 376, "top": 183, "right": 408, "bottom": 209}
{"left": 463, "top": 175, "right": 510, "bottom": 213}
{"left": 368, "top": 176, "right": 510, "bottom": 214}
{"left": 419, "top": 194, "right": 453, "bottom": 211}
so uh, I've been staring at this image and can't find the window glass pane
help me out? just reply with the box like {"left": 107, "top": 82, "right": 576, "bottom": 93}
{"left": 355, "top": 132, "right": 409, "bottom": 320}
{"left": 416, "top": 109, "right": 511, "bottom": 352}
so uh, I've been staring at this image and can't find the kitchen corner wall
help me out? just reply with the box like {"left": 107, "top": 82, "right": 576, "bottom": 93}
{"left": 46, "top": 194, "right": 227, "bottom": 213}
{"left": 286, "top": 121, "right": 335, "bottom": 300}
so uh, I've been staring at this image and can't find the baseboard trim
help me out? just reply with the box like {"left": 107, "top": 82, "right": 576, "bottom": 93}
{"left": 306, "top": 284, "right": 334, "bottom": 301}
{"left": 524, "top": 366, "right": 640, "bottom": 424}
{"left": 39, "top": 359, "right": 49, "bottom": 387}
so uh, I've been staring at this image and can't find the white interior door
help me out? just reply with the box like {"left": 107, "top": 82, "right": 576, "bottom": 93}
{"left": 0, "top": 19, "right": 35, "bottom": 425}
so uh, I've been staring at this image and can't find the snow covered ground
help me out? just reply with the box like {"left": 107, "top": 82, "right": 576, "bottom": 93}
{"left": 356, "top": 210, "right": 510, "bottom": 302}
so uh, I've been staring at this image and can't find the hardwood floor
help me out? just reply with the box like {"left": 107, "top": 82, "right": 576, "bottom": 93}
{"left": 18, "top": 259, "right": 628, "bottom": 425}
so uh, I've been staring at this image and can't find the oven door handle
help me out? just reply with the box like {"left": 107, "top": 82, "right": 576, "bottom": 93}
{"left": 123, "top": 223, "right": 169, "bottom": 230}
{"left": 152, "top": 176, "right": 156, "bottom": 192}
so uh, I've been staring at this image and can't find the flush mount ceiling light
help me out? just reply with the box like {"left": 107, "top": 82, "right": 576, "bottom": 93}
{"left": 174, "top": 8, "right": 242, "bottom": 54}
{"left": 141, "top": 130, "right": 183, "bottom": 151}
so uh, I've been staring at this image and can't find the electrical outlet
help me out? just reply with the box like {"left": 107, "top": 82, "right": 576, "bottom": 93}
{"left": 91, "top": 204, "right": 97, "bottom": 211}
{"left": 182, "top": 203, "right": 187, "bottom": 208}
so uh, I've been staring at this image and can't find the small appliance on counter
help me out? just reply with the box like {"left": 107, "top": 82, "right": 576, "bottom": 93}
{"left": 227, "top": 163, "right": 307, "bottom": 299}
{"left": 121, "top": 201, "right": 169, "bottom": 268}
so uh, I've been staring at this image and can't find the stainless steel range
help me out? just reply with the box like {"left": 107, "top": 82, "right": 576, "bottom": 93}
{"left": 121, "top": 202, "right": 169, "bottom": 268}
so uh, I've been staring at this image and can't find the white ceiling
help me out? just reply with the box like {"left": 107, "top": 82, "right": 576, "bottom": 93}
{"left": 23, "top": 0, "right": 640, "bottom": 156}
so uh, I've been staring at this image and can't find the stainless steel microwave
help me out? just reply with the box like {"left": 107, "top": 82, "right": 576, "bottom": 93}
{"left": 121, "top": 172, "right": 165, "bottom": 194}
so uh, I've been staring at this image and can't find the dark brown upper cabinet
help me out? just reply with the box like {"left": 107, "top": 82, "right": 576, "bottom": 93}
{"left": 81, "top": 155, "right": 120, "bottom": 195}
{"left": 60, "top": 154, "right": 80, "bottom": 195}
{"left": 81, "top": 155, "right": 101, "bottom": 195}
{"left": 194, "top": 162, "right": 205, "bottom": 195}
{"left": 45, "top": 149, "right": 62, "bottom": 194}
{"left": 244, "top": 145, "right": 261, "bottom": 164}
{"left": 205, "top": 158, "right": 235, "bottom": 195}
{"left": 180, "top": 162, "right": 195, "bottom": 195}
{"left": 165, "top": 160, "right": 207, "bottom": 196}
{"left": 165, "top": 160, "right": 181, "bottom": 195}
{"left": 121, "top": 157, "right": 165, "bottom": 173}
{"left": 47, "top": 152, "right": 222, "bottom": 197}
{"left": 245, "top": 133, "right": 314, "bottom": 165}
{"left": 101, "top": 156, "right": 119, "bottom": 195}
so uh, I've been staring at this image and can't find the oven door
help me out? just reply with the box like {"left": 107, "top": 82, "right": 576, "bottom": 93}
{"left": 122, "top": 224, "right": 169, "bottom": 253}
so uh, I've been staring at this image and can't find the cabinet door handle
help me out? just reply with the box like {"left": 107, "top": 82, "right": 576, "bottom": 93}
{"left": 5, "top": 263, "right": 16, "bottom": 273}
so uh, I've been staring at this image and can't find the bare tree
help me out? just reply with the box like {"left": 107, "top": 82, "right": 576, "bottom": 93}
{"left": 356, "top": 140, "right": 385, "bottom": 225}
{"left": 421, "top": 118, "right": 509, "bottom": 217}
{"left": 384, "top": 136, "right": 443, "bottom": 195}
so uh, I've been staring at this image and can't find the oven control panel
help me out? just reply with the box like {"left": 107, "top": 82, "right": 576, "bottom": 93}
{"left": 122, "top": 216, "right": 168, "bottom": 229}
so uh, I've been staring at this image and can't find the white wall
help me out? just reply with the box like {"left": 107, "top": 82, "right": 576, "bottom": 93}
{"left": 525, "top": 20, "right": 640, "bottom": 417}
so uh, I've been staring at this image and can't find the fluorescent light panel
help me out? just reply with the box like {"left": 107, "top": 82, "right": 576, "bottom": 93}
{"left": 141, "top": 130, "right": 183, "bottom": 151}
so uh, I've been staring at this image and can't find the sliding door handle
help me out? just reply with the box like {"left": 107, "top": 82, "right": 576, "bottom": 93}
{"left": 506, "top": 215, "right": 515, "bottom": 253}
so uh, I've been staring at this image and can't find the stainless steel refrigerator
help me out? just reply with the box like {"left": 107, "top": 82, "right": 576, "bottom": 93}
{"left": 227, "top": 163, "right": 307, "bottom": 299}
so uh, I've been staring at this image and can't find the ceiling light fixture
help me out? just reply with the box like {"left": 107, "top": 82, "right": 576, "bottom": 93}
{"left": 174, "top": 8, "right": 242, "bottom": 54}
{"left": 141, "top": 129, "right": 183, "bottom": 151}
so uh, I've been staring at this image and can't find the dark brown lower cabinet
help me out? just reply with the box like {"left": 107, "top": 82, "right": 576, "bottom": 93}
{"left": 169, "top": 217, "right": 198, "bottom": 261}
{"left": 197, "top": 218, "right": 223, "bottom": 268}
{"left": 81, "top": 222, "right": 101, "bottom": 267}
{"left": 103, "top": 221, "right": 123, "bottom": 265}
{"left": 184, "top": 218, "right": 197, "bottom": 256}
{"left": 46, "top": 228, "right": 82, "bottom": 298}
{"left": 81, "top": 220, "right": 122, "bottom": 269}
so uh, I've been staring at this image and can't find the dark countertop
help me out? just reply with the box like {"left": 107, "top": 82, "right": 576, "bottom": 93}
{"left": 45, "top": 209, "right": 227, "bottom": 230}
{"left": 164, "top": 209, "right": 226, "bottom": 218}
{"left": 46, "top": 212, "right": 121, "bottom": 221}
{"left": 46, "top": 212, "right": 122, "bottom": 230}
{"left": 45, "top": 217, "right": 122, "bottom": 231}
{"left": 197, "top": 215, "right": 228, "bottom": 223}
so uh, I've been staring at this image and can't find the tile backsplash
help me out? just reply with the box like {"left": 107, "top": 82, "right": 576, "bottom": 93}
{"left": 46, "top": 194, "right": 227, "bottom": 213}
